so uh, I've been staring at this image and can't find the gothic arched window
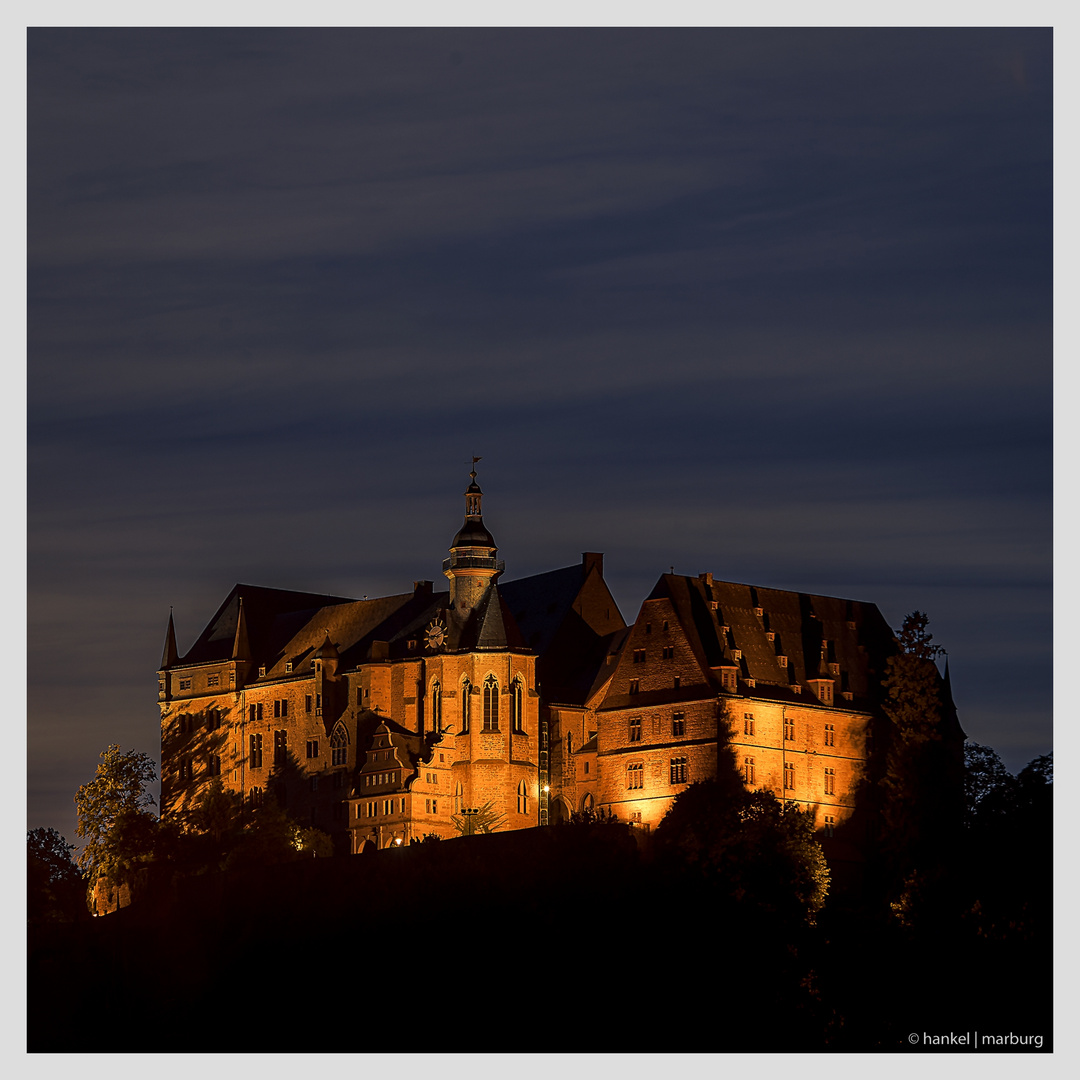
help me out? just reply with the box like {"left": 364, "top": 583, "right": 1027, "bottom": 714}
{"left": 431, "top": 681, "right": 441, "bottom": 728}
{"left": 454, "top": 781, "right": 463, "bottom": 814}
{"left": 510, "top": 677, "right": 525, "bottom": 734}
{"left": 517, "top": 779, "right": 528, "bottom": 815}
{"left": 483, "top": 676, "right": 499, "bottom": 731}
{"left": 330, "top": 723, "right": 349, "bottom": 767}
{"left": 461, "top": 679, "right": 471, "bottom": 734}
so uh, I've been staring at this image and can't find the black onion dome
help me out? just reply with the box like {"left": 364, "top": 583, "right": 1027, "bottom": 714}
{"left": 452, "top": 517, "right": 496, "bottom": 548}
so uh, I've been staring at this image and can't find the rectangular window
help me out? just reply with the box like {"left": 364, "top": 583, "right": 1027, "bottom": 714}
{"left": 207, "top": 673, "right": 220, "bottom": 687}
{"left": 306, "top": 695, "right": 313, "bottom": 714}
{"left": 784, "top": 718, "right": 795, "bottom": 741}
{"left": 179, "top": 678, "right": 192, "bottom": 691}
{"left": 306, "top": 740, "right": 319, "bottom": 759}
{"left": 629, "top": 717, "right": 642, "bottom": 743}
{"left": 249, "top": 703, "right": 263, "bottom": 723}
{"left": 778, "top": 656, "right": 788, "bottom": 668}
{"left": 208, "top": 754, "right": 221, "bottom": 777}
{"left": 315, "top": 694, "right": 322, "bottom": 715}
{"left": 629, "top": 680, "right": 639, "bottom": 695}
{"left": 824, "top": 768, "right": 836, "bottom": 796}
{"left": 744, "top": 713, "right": 755, "bottom": 736}
{"left": 249, "top": 786, "right": 263, "bottom": 807}
{"left": 382, "top": 799, "right": 392, "bottom": 815}
{"left": 673, "top": 676, "right": 681, "bottom": 690}
{"left": 824, "top": 724, "right": 835, "bottom": 747}
{"left": 627, "top": 762, "right": 644, "bottom": 790}
{"left": 274, "top": 729, "right": 287, "bottom": 765}
{"left": 425, "top": 799, "right": 431, "bottom": 813}
{"left": 368, "top": 802, "right": 376, "bottom": 818}
{"left": 258, "top": 666, "right": 266, "bottom": 678}
{"left": 784, "top": 763, "right": 795, "bottom": 790}
{"left": 670, "top": 757, "right": 688, "bottom": 784}
{"left": 672, "top": 712, "right": 685, "bottom": 737}
{"left": 662, "top": 646, "right": 674, "bottom": 660}
{"left": 633, "top": 649, "right": 646, "bottom": 663}
{"left": 274, "top": 699, "right": 289, "bottom": 719}
{"left": 584, "top": 761, "right": 590, "bottom": 775}
{"left": 823, "top": 815, "right": 836, "bottom": 838}
{"left": 249, "top": 733, "right": 263, "bottom": 769}
{"left": 284, "top": 662, "right": 292, "bottom": 673}
{"left": 744, "top": 757, "right": 755, "bottom": 784}
{"left": 180, "top": 755, "right": 193, "bottom": 781}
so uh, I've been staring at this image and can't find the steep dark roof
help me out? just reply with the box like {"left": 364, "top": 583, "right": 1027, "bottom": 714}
{"left": 609, "top": 573, "right": 899, "bottom": 711}
{"left": 500, "top": 564, "right": 586, "bottom": 655}
{"left": 451, "top": 517, "right": 496, "bottom": 548}
{"left": 178, "top": 584, "right": 358, "bottom": 667}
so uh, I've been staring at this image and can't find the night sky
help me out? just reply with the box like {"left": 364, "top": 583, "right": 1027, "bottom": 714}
{"left": 27, "top": 27, "right": 1052, "bottom": 847}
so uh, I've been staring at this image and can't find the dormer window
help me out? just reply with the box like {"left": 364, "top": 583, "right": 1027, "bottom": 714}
{"left": 778, "top": 656, "right": 788, "bottom": 668}
{"left": 285, "top": 662, "right": 293, "bottom": 673}
{"left": 258, "top": 666, "right": 266, "bottom": 678}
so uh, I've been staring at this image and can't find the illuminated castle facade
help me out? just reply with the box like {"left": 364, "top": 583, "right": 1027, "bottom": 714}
{"left": 158, "top": 471, "right": 952, "bottom": 858}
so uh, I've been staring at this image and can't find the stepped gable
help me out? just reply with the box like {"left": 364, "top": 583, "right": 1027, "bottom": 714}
{"left": 645, "top": 573, "right": 896, "bottom": 709}
{"left": 177, "top": 583, "right": 357, "bottom": 666}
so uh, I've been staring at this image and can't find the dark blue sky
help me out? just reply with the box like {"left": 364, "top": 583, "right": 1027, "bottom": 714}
{"left": 28, "top": 28, "right": 1052, "bottom": 843}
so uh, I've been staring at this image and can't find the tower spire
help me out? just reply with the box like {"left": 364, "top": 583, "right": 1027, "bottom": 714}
{"left": 445, "top": 462, "right": 502, "bottom": 621}
{"left": 160, "top": 609, "right": 178, "bottom": 669}
{"left": 231, "top": 595, "right": 252, "bottom": 660}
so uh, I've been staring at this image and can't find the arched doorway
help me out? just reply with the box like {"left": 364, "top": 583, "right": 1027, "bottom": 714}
{"left": 549, "top": 796, "right": 571, "bottom": 825}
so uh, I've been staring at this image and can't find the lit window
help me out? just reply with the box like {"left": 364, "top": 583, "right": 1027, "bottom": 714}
{"left": 483, "top": 676, "right": 499, "bottom": 731}
{"left": 517, "top": 779, "right": 528, "bottom": 814}
{"left": 627, "top": 763, "right": 644, "bottom": 790}
{"left": 744, "top": 757, "right": 755, "bottom": 784}
{"left": 670, "top": 757, "right": 688, "bottom": 784}
{"left": 510, "top": 678, "right": 525, "bottom": 734}
{"left": 273, "top": 729, "right": 288, "bottom": 765}
{"left": 672, "top": 713, "right": 685, "bottom": 737}
{"left": 331, "top": 724, "right": 348, "bottom": 766}
{"left": 784, "top": 763, "right": 795, "bottom": 790}
{"left": 249, "top": 733, "right": 263, "bottom": 769}
{"left": 824, "top": 768, "right": 836, "bottom": 796}
{"left": 629, "top": 717, "right": 642, "bottom": 743}
{"left": 743, "top": 713, "right": 755, "bottom": 736}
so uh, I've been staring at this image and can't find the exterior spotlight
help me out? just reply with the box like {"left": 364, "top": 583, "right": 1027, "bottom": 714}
{"left": 543, "top": 785, "right": 550, "bottom": 793}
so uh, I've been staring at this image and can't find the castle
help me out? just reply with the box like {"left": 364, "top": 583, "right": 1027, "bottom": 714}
{"left": 158, "top": 470, "right": 954, "bottom": 862}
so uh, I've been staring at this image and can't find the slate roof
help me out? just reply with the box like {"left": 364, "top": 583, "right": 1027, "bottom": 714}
{"left": 603, "top": 573, "right": 899, "bottom": 712}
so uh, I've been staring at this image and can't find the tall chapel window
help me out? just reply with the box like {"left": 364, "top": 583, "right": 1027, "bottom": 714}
{"left": 461, "top": 679, "right": 471, "bottom": 734}
{"left": 510, "top": 678, "right": 524, "bottom": 734}
{"left": 483, "top": 676, "right": 499, "bottom": 731}
{"left": 431, "top": 681, "right": 442, "bottom": 728}
{"left": 330, "top": 724, "right": 348, "bottom": 767}
{"left": 517, "top": 780, "right": 528, "bottom": 815}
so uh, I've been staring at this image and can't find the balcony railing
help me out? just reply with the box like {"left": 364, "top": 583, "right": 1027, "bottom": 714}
{"left": 442, "top": 556, "right": 505, "bottom": 572}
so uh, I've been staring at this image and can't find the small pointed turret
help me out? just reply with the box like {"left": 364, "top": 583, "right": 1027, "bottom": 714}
{"left": 160, "top": 610, "right": 178, "bottom": 669}
{"left": 231, "top": 595, "right": 252, "bottom": 660}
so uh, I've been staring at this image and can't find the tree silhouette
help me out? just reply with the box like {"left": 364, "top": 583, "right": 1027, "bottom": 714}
{"left": 27, "top": 827, "right": 87, "bottom": 926}
{"left": 451, "top": 800, "right": 506, "bottom": 835}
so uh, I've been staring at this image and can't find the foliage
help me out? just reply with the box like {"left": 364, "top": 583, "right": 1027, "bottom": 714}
{"left": 963, "top": 742, "right": 1010, "bottom": 825}
{"left": 412, "top": 832, "right": 443, "bottom": 844}
{"left": 27, "top": 827, "right": 87, "bottom": 925}
{"left": 656, "top": 779, "right": 830, "bottom": 924}
{"left": 74, "top": 745, "right": 159, "bottom": 886}
{"left": 293, "top": 826, "right": 334, "bottom": 858}
{"left": 451, "top": 799, "right": 507, "bottom": 836}
{"left": 877, "top": 612, "right": 960, "bottom": 904}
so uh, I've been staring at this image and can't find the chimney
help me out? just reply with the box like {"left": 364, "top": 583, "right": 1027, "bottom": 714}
{"left": 582, "top": 552, "right": 603, "bottom": 576}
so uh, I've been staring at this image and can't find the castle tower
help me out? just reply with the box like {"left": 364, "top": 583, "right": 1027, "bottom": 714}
{"left": 443, "top": 464, "right": 503, "bottom": 624}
